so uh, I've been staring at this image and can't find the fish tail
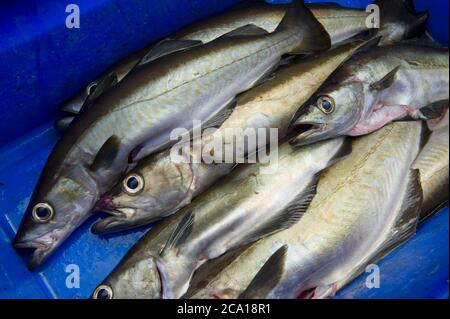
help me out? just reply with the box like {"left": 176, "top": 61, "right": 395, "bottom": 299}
{"left": 377, "top": 0, "right": 429, "bottom": 40}
{"left": 276, "top": 0, "right": 331, "bottom": 55}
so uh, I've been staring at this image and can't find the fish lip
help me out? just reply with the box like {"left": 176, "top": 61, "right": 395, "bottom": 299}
{"left": 91, "top": 206, "right": 134, "bottom": 234}
{"left": 290, "top": 121, "right": 326, "bottom": 146}
{"left": 13, "top": 238, "right": 55, "bottom": 270}
{"left": 93, "top": 196, "right": 132, "bottom": 233}
{"left": 13, "top": 239, "right": 49, "bottom": 251}
{"left": 91, "top": 216, "right": 122, "bottom": 235}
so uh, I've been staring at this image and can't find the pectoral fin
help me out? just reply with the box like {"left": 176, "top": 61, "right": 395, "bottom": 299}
{"left": 219, "top": 24, "right": 269, "bottom": 38}
{"left": 369, "top": 66, "right": 400, "bottom": 92}
{"left": 138, "top": 39, "right": 203, "bottom": 66}
{"left": 162, "top": 211, "right": 195, "bottom": 254}
{"left": 90, "top": 135, "right": 121, "bottom": 173}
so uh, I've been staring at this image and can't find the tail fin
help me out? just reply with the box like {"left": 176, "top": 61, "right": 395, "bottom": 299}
{"left": 276, "top": 0, "right": 331, "bottom": 55}
{"left": 377, "top": 0, "right": 429, "bottom": 44}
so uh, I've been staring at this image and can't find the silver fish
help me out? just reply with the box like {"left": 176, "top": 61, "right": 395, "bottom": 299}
{"left": 92, "top": 38, "right": 376, "bottom": 234}
{"left": 237, "top": 122, "right": 424, "bottom": 299}
{"left": 91, "top": 137, "right": 350, "bottom": 300}
{"left": 58, "top": 0, "right": 375, "bottom": 123}
{"left": 156, "top": 137, "right": 351, "bottom": 299}
{"left": 290, "top": 43, "right": 449, "bottom": 147}
{"left": 13, "top": 0, "right": 331, "bottom": 269}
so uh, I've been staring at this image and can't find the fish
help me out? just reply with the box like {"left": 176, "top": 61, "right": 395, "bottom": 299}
{"left": 413, "top": 109, "right": 449, "bottom": 220}
{"left": 92, "top": 209, "right": 190, "bottom": 299}
{"left": 91, "top": 37, "right": 377, "bottom": 234}
{"left": 91, "top": 138, "right": 350, "bottom": 299}
{"left": 290, "top": 43, "right": 449, "bottom": 147}
{"left": 13, "top": 0, "right": 331, "bottom": 269}
{"left": 156, "top": 137, "right": 351, "bottom": 299}
{"left": 57, "top": 0, "right": 375, "bottom": 125}
{"left": 57, "top": 0, "right": 426, "bottom": 132}
{"left": 188, "top": 122, "right": 425, "bottom": 299}
{"left": 174, "top": 1, "right": 370, "bottom": 46}
{"left": 240, "top": 122, "right": 424, "bottom": 299}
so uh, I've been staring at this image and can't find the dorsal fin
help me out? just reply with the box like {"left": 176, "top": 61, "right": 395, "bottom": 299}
{"left": 369, "top": 66, "right": 400, "bottom": 92}
{"left": 239, "top": 177, "right": 318, "bottom": 247}
{"left": 239, "top": 245, "right": 288, "bottom": 299}
{"left": 275, "top": 0, "right": 331, "bottom": 55}
{"left": 137, "top": 39, "right": 203, "bottom": 67}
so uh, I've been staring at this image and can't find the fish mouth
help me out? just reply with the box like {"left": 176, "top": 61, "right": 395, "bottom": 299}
{"left": 91, "top": 206, "right": 130, "bottom": 235}
{"left": 91, "top": 215, "right": 128, "bottom": 235}
{"left": 290, "top": 121, "right": 326, "bottom": 147}
{"left": 92, "top": 196, "right": 142, "bottom": 234}
{"left": 13, "top": 234, "right": 59, "bottom": 270}
{"left": 92, "top": 196, "right": 163, "bottom": 234}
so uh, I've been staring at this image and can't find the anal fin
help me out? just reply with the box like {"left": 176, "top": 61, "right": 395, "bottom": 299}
{"left": 240, "top": 177, "right": 318, "bottom": 246}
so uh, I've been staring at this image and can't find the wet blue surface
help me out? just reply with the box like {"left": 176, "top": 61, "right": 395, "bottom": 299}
{"left": 0, "top": 0, "right": 448, "bottom": 299}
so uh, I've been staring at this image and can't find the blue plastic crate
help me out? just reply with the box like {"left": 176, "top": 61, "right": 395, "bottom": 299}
{"left": 0, "top": 0, "right": 448, "bottom": 299}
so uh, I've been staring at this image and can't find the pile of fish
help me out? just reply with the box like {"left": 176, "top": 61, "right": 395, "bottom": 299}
{"left": 12, "top": 0, "right": 448, "bottom": 299}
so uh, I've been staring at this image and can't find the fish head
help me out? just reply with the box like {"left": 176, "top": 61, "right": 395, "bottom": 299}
{"left": 92, "top": 255, "right": 162, "bottom": 299}
{"left": 91, "top": 155, "right": 194, "bottom": 234}
{"left": 290, "top": 81, "right": 364, "bottom": 147}
{"left": 13, "top": 165, "right": 99, "bottom": 269}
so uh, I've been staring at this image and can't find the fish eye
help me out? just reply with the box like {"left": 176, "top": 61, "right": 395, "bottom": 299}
{"left": 123, "top": 174, "right": 144, "bottom": 195}
{"left": 32, "top": 203, "right": 54, "bottom": 223}
{"left": 317, "top": 96, "right": 335, "bottom": 114}
{"left": 93, "top": 285, "right": 113, "bottom": 299}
